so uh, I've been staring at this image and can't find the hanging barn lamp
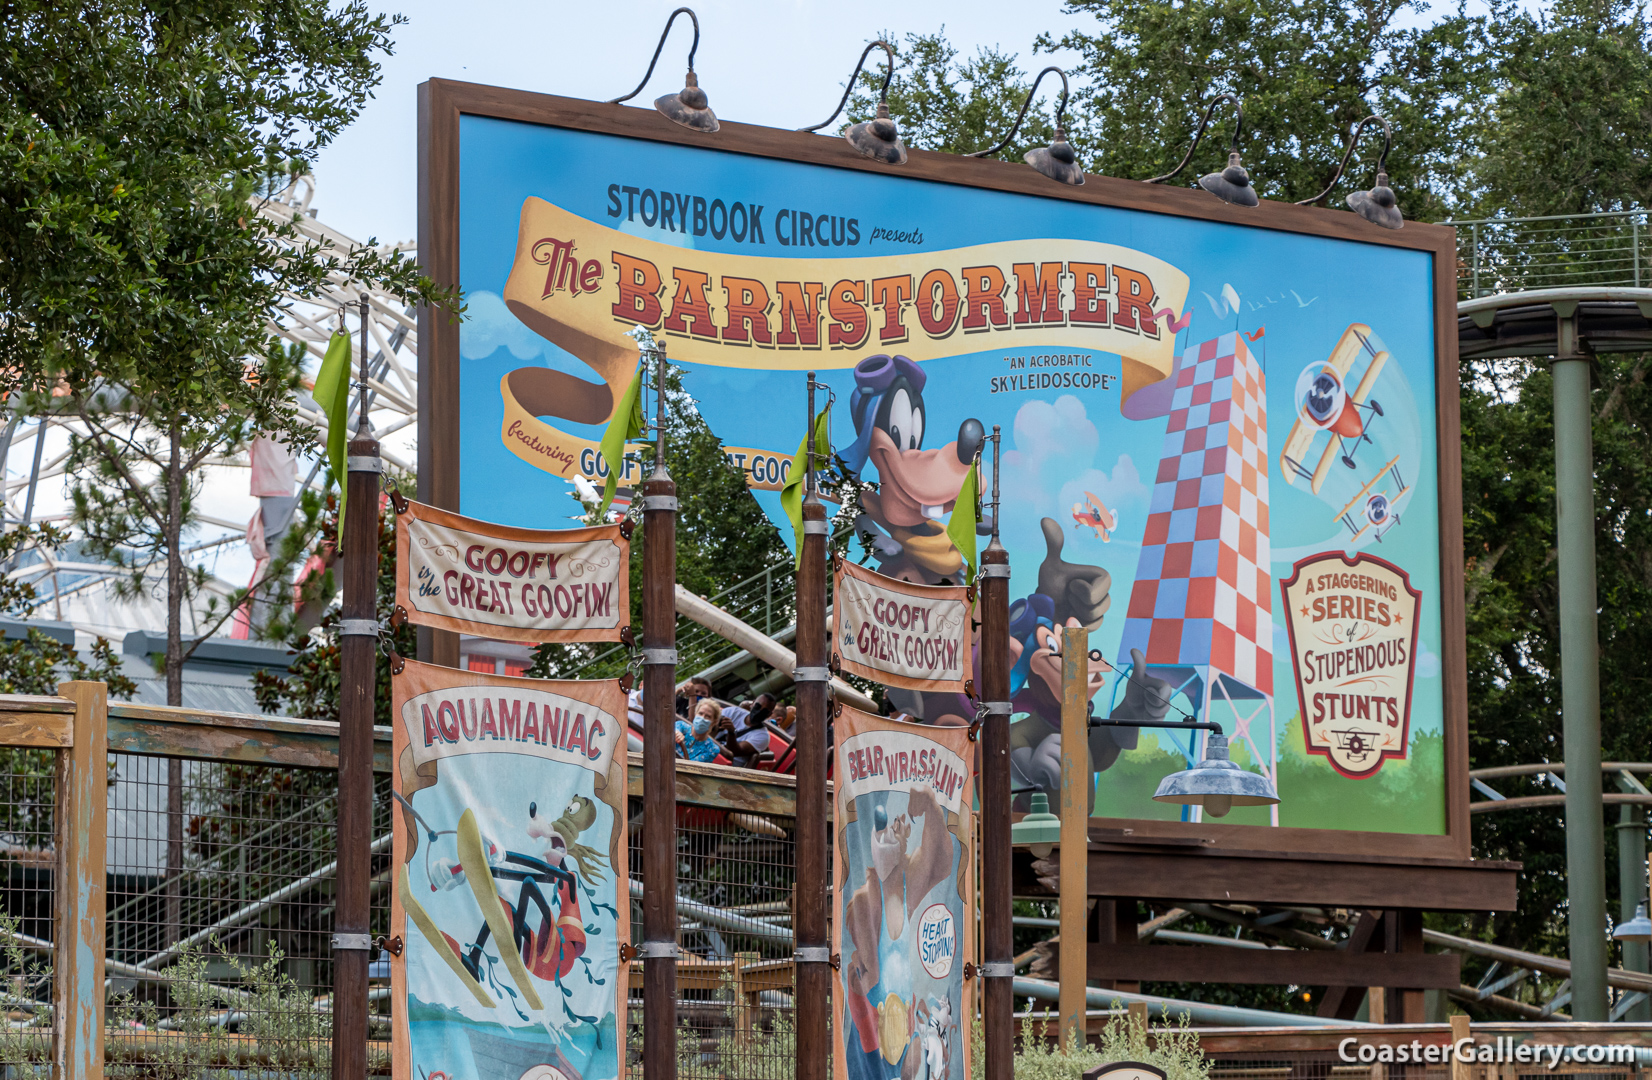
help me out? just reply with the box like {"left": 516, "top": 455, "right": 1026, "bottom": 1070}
{"left": 966, "top": 66, "right": 1084, "bottom": 186}
{"left": 798, "top": 40, "right": 907, "bottom": 165}
{"left": 1009, "top": 789, "right": 1064, "bottom": 858}
{"left": 1146, "top": 93, "right": 1258, "bottom": 207}
{"left": 1296, "top": 114, "right": 1403, "bottom": 229}
{"left": 1615, "top": 901, "right": 1652, "bottom": 943}
{"left": 1152, "top": 731, "right": 1279, "bottom": 818}
{"left": 608, "top": 7, "right": 718, "bottom": 133}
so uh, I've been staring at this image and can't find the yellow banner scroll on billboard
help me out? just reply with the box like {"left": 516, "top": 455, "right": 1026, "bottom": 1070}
{"left": 495, "top": 197, "right": 1190, "bottom": 485}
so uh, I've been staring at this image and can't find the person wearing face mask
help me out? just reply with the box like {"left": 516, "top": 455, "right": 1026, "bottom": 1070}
{"left": 676, "top": 699, "right": 726, "bottom": 763}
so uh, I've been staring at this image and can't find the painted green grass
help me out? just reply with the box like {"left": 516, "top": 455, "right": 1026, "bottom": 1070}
{"left": 1087, "top": 716, "right": 1446, "bottom": 834}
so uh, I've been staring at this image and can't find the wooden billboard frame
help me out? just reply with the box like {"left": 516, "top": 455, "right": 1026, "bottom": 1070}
{"left": 416, "top": 77, "right": 1471, "bottom": 862}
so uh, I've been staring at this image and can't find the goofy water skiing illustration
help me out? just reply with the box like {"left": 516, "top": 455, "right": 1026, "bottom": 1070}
{"left": 392, "top": 666, "right": 630, "bottom": 1080}
{"left": 398, "top": 792, "right": 617, "bottom": 1028}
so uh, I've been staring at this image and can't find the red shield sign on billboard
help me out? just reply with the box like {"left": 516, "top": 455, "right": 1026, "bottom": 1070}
{"left": 1280, "top": 552, "right": 1422, "bottom": 779}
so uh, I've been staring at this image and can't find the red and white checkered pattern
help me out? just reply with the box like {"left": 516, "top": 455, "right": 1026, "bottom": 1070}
{"left": 1119, "top": 333, "right": 1273, "bottom": 695}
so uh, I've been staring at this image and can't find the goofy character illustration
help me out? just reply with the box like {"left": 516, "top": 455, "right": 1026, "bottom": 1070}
{"left": 842, "top": 355, "right": 985, "bottom": 585}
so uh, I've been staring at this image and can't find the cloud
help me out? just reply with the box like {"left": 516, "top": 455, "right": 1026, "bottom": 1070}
{"left": 1002, "top": 395, "right": 1149, "bottom": 525}
{"left": 1415, "top": 639, "right": 1440, "bottom": 679}
{"left": 459, "top": 290, "right": 549, "bottom": 362}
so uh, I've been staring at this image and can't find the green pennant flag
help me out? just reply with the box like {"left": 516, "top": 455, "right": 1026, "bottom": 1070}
{"left": 946, "top": 458, "right": 980, "bottom": 580}
{"left": 780, "top": 405, "right": 832, "bottom": 562}
{"left": 313, "top": 331, "right": 354, "bottom": 546}
{"left": 599, "top": 362, "right": 645, "bottom": 517}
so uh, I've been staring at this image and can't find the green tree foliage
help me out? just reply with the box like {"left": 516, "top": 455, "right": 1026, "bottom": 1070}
{"left": 0, "top": 0, "right": 451, "bottom": 707}
{"left": 1042, "top": 0, "right": 1495, "bottom": 213}
{"left": 1471, "top": 0, "right": 1652, "bottom": 216}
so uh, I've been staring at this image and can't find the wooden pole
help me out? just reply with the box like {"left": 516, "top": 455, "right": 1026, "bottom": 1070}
{"left": 979, "top": 426, "right": 1014, "bottom": 1080}
{"left": 793, "top": 374, "right": 831, "bottom": 1080}
{"left": 1059, "top": 624, "right": 1090, "bottom": 1051}
{"left": 333, "top": 294, "right": 378, "bottom": 1080}
{"left": 54, "top": 680, "right": 107, "bottom": 1080}
{"left": 641, "top": 340, "right": 679, "bottom": 1080}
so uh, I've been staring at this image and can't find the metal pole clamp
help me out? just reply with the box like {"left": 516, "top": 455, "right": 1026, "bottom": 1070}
{"left": 331, "top": 933, "right": 373, "bottom": 951}
{"left": 793, "top": 667, "right": 830, "bottom": 683}
{"left": 981, "top": 701, "right": 1013, "bottom": 715}
{"left": 802, "top": 519, "right": 829, "bottom": 535}
{"left": 637, "top": 941, "right": 679, "bottom": 959}
{"left": 978, "top": 961, "right": 1016, "bottom": 978}
{"left": 794, "top": 947, "right": 833, "bottom": 963}
{"left": 979, "top": 563, "right": 1011, "bottom": 579}
{"left": 642, "top": 648, "right": 678, "bottom": 666}
{"left": 345, "top": 455, "right": 383, "bottom": 474}
{"left": 643, "top": 495, "right": 679, "bottom": 511}
{"left": 339, "top": 619, "right": 382, "bottom": 637}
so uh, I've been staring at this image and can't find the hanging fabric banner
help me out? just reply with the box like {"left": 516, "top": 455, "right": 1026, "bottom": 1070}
{"left": 833, "top": 704, "right": 975, "bottom": 1080}
{"left": 394, "top": 498, "right": 629, "bottom": 643}
{"left": 833, "top": 558, "right": 971, "bottom": 692}
{"left": 389, "top": 658, "right": 629, "bottom": 1080}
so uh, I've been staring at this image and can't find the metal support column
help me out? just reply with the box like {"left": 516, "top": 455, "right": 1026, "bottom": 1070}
{"left": 333, "top": 295, "right": 379, "bottom": 1078}
{"left": 1552, "top": 305, "right": 1607, "bottom": 1021}
{"left": 979, "top": 426, "right": 1014, "bottom": 1080}
{"left": 641, "top": 339, "right": 679, "bottom": 1080}
{"left": 1616, "top": 804, "right": 1649, "bottom": 1019}
{"left": 794, "top": 373, "right": 830, "bottom": 1080}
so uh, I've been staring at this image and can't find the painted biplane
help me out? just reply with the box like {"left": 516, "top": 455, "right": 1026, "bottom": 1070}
{"left": 1280, "top": 323, "right": 1389, "bottom": 493}
{"left": 1334, "top": 455, "right": 1411, "bottom": 543}
{"left": 1071, "top": 491, "right": 1118, "bottom": 541}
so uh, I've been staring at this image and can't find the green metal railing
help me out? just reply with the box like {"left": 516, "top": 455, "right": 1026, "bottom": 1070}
{"left": 1444, "top": 209, "right": 1650, "bottom": 300}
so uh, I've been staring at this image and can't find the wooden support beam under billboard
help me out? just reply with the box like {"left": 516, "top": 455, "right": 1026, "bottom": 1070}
{"left": 1318, "top": 910, "right": 1384, "bottom": 1019}
{"left": 1018, "top": 845, "right": 1520, "bottom": 912}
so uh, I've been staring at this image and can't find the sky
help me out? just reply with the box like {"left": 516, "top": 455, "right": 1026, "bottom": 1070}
{"left": 309, "top": 0, "right": 1092, "bottom": 245}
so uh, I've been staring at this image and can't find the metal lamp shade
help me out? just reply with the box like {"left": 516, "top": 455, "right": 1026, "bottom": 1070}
{"left": 1153, "top": 733, "right": 1278, "bottom": 817}
{"left": 1198, "top": 152, "right": 1259, "bottom": 207}
{"left": 1025, "top": 132, "right": 1084, "bottom": 186}
{"left": 1010, "top": 790, "right": 1063, "bottom": 857}
{"left": 846, "top": 102, "right": 907, "bottom": 165}
{"left": 1347, "top": 171, "right": 1404, "bottom": 230}
{"left": 1615, "top": 901, "right": 1652, "bottom": 942}
{"left": 656, "top": 70, "right": 718, "bottom": 133}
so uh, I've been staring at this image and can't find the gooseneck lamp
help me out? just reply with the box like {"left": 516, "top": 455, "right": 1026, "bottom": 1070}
{"left": 608, "top": 7, "right": 718, "bottom": 134}
{"left": 966, "top": 66, "right": 1084, "bottom": 186}
{"left": 1295, "top": 114, "right": 1403, "bottom": 230}
{"left": 799, "top": 40, "right": 907, "bottom": 165}
{"left": 1146, "top": 93, "right": 1258, "bottom": 207}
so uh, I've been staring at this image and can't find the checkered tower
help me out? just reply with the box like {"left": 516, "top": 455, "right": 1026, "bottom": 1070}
{"left": 1118, "top": 331, "right": 1273, "bottom": 698}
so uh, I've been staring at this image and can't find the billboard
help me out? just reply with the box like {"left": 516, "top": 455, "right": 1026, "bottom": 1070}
{"left": 419, "top": 81, "right": 1467, "bottom": 858}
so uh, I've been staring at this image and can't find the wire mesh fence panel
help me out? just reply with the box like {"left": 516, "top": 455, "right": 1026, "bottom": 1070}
{"left": 103, "top": 754, "right": 392, "bottom": 1078}
{"left": 0, "top": 748, "right": 56, "bottom": 1076}
{"left": 627, "top": 798, "right": 801, "bottom": 1080}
